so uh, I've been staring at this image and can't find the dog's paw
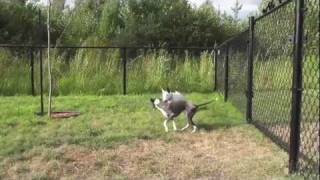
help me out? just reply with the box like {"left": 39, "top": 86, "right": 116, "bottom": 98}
{"left": 191, "top": 126, "right": 197, "bottom": 133}
{"left": 180, "top": 124, "right": 189, "bottom": 131}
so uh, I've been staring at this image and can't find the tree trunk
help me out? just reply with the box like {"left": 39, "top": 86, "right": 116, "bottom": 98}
{"left": 47, "top": 0, "right": 52, "bottom": 117}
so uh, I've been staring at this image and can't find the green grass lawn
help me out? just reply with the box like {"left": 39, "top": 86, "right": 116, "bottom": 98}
{"left": 0, "top": 93, "right": 241, "bottom": 157}
{"left": 0, "top": 93, "right": 291, "bottom": 179}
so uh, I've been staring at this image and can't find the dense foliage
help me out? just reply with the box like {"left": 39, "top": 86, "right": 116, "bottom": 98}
{"left": 0, "top": 0, "right": 244, "bottom": 46}
{"left": 0, "top": 0, "right": 247, "bottom": 96}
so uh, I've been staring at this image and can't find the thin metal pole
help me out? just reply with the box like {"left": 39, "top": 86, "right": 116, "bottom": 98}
{"left": 144, "top": 48, "right": 147, "bottom": 57}
{"left": 214, "top": 49, "right": 218, "bottom": 91}
{"left": 39, "top": 9, "right": 44, "bottom": 115}
{"left": 246, "top": 16, "right": 255, "bottom": 123}
{"left": 122, "top": 48, "right": 127, "bottom": 95}
{"left": 30, "top": 48, "right": 35, "bottom": 96}
{"left": 224, "top": 45, "right": 229, "bottom": 102}
{"left": 289, "top": 0, "right": 304, "bottom": 173}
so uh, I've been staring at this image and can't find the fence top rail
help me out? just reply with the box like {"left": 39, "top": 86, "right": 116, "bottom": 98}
{"left": 0, "top": 44, "right": 215, "bottom": 50}
{"left": 254, "top": 0, "right": 293, "bottom": 22}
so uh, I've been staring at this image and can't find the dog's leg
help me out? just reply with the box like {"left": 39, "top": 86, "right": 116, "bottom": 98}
{"left": 181, "top": 123, "right": 189, "bottom": 131}
{"left": 191, "top": 125, "right": 197, "bottom": 133}
{"left": 188, "top": 109, "right": 197, "bottom": 133}
{"left": 181, "top": 112, "right": 189, "bottom": 131}
{"left": 163, "top": 119, "right": 169, "bottom": 132}
{"left": 172, "top": 119, "right": 177, "bottom": 131}
{"left": 180, "top": 112, "right": 190, "bottom": 131}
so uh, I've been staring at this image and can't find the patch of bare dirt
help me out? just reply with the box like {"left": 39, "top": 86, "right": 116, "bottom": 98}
{"left": 0, "top": 126, "right": 288, "bottom": 180}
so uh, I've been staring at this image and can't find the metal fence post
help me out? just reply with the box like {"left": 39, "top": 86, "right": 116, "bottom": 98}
{"left": 224, "top": 45, "right": 229, "bottom": 102}
{"left": 122, "top": 48, "right": 127, "bottom": 95}
{"left": 30, "top": 48, "right": 35, "bottom": 96}
{"left": 144, "top": 48, "right": 147, "bottom": 57}
{"left": 214, "top": 49, "right": 218, "bottom": 91}
{"left": 246, "top": 16, "right": 255, "bottom": 123}
{"left": 289, "top": 0, "right": 304, "bottom": 173}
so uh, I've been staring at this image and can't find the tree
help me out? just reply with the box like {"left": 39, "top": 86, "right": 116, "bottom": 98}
{"left": 231, "top": 0, "right": 243, "bottom": 22}
{"left": 47, "top": 0, "right": 52, "bottom": 117}
{"left": 52, "top": 0, "right": 65, "bottom": 11}
{"left": 0, "top": 0, "right": 242, "bottom": 47}
{"left": 0, "top": 0, "right": 27, "bottom": 5}
{"left": 98, "top": 0, "right": 124, "bottom": 41}
{"left": 192, "top": 2, "right": 223, "bottom": 46}
{"left": 0, "top": 1, "right": 40, "bottom": 44}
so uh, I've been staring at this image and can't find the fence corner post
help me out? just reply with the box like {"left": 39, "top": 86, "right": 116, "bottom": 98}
{"left": 246, "top": 16, "right": 255, "bottom": 123}
{"left": 122, "top": 48, "right": 127, "bottom": 95}
{"left": 30, "top": 48, "right": 35, "bottom": 96}
{"left": 289, "top": 0, "right": 304, "bottom": 174}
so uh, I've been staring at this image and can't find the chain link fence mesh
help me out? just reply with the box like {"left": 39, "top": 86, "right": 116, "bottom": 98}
{"left": 298, "top": 0, "right": 319, "bottom": 178}
{"left": 0, "top": 0, "right": 318, "bottom": 178}
{"left": 227, "top": 30, "right": 249, "bottom": 114}
{"left": 215, "top": 0, "right": 319, "bottom": 178}
{"left": 252, "top": 0, "right": 295, "bottom": 151}
{"left": 0, "top": 47, "right": 36, "bottom": 95}
{"left": 127, "top": 48, "right": 214, "bottom": 94}
{"left": 215, "top": 46, "right": 226, "bottom": 96}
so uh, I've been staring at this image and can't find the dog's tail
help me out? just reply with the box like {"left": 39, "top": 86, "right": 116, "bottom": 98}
{"left": 195, "top": 99, "right": 215, "bottom": 108}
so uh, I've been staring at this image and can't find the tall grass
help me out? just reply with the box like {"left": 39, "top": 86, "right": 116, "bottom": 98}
{"left": 0, "top": 49, "right": 32, "bottom": 96}
{"left": 128, "top": 50, "right": 214, "bottom": 93}
{"left": 0, "top": 48, "right": 214, "bottom": 95}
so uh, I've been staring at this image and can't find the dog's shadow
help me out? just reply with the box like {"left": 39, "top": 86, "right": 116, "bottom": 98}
{"left": 197, "top": 121, "right": 243, "bottom": 131}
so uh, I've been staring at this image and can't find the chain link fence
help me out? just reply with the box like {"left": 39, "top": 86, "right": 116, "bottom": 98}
{"left": 298, "top": 0, "right": 319, "bottom": 178}
{"left": 215, "top": 46, "right": 226, "bottom": 96}
{"left": 0, "top": 47, "right": 38, "bottom": 96}
{"left": 0, "top": 0, "right": 318, "bottom": 178}
{"left": 215, "top": 0, "right": 319, "bottom": 178}
{"left": 252, "top": 0, "right": 295, "bottom": 153}
{"left": 227, "top": 30, "right": 249, "bottom": 114}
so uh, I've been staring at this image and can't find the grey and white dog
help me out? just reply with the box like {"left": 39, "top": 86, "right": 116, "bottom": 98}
{"left": 161, "top": 88, "right": 185, "bottom": 103}
{"left": 150, "top": 97, "right": 213, "bottom": 133}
